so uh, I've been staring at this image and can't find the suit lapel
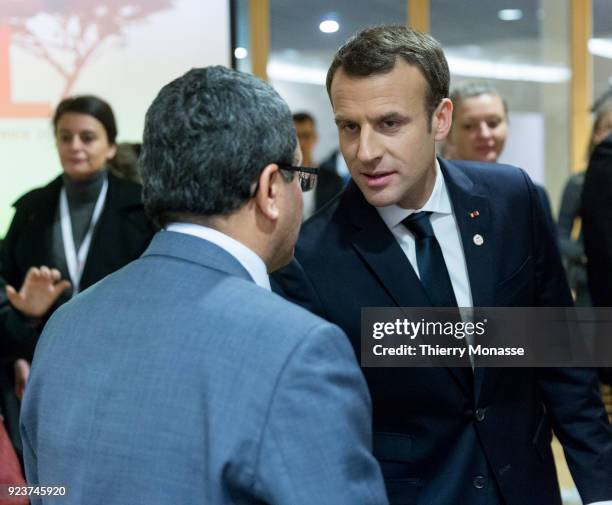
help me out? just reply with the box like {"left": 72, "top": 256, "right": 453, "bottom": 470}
{"left": 345, "top": 184, "right": 431, "bottom": 307}
{"left": 441, "top": 159, "right": 505, "bottom": 400}
{"left": 440, "top": 159, "right": 494, "bottom": 308}
{"left": 343, "top": 183, "right": 473, "bottom": 395}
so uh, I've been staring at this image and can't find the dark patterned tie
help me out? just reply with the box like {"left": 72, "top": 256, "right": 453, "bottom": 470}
{"left": 402, "top": 211, "right": 458, "bottom": 307}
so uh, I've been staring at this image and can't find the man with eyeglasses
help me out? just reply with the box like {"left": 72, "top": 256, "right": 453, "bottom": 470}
{"left": 19, "top": 66, "right": 387, "bottom": 505}
{"left": 274, "top": 25, "right": 612, "bottom": 505}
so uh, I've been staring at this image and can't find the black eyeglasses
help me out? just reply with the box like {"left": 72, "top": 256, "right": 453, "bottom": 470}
{"left": 278, "top": 164, "right": 319, "bottom": 192}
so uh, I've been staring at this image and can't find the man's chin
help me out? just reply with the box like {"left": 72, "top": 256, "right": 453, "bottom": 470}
{"left": 359, "top": 186, "right": 399, "bottom": 208}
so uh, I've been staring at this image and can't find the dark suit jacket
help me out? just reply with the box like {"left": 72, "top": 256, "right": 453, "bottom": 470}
{"left": 582, "top": 134, "right": 612, "bottom": 307}
{"left": 274, "top": 158, "right": 612, "bottom": 505}
{"left": 0, "top": 276, "right": 38, "bottom": 362}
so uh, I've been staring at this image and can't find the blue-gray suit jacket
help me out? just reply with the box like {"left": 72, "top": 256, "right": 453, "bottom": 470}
{"left": 20, "top": 231, "right": 387, "bottom": 505}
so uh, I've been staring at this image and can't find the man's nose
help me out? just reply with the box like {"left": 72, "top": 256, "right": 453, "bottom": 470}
{"left": 357, "top": 127, "right": 383, "bottom": 163}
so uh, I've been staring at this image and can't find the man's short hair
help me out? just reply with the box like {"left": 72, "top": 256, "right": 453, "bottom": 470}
{"left": 326, "top": 24, "right": 450, "bottom": 128}
{"left": 449, "top": 82, "right": 509, "bottom": 119}
{"left": 141, "top": 66, "right": 296, "bottom": 227}
{"left": 292, "top": 112, "right": 316, "bottom": 125}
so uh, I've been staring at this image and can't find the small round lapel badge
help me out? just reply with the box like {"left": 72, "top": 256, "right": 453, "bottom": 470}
{"left": 473, "top": 234, "right": 484, "bottom": 246}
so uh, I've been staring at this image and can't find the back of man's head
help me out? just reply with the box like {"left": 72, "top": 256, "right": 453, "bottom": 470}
{"left": 141, "top": 66, "right": 296, "bottom": 227}
{"left": 326, "top": 24, "right": 450, "bottom": 124}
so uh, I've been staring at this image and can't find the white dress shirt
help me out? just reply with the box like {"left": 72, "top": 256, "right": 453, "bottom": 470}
{"left": 166, "top": 222, "right": 271, "bottom": 291}
{"left": 377, "top": 160, "right": 473, "bottom": 308}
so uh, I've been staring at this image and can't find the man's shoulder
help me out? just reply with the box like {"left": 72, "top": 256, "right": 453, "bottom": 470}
{"left": 49, "top": 256, "right": 340, "bottom": 348}
{"left": 444, "top": 158, "right": 528, "bottom": 187}
{"left": 443, "top": 159, "right": 537, "bottom": 209}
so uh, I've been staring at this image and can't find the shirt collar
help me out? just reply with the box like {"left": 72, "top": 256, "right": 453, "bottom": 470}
{"left": 165, "top": 222, "right": 271, "bottom": 291}
{"left": 377, "top": 159, "right": 452, "bottom": 229}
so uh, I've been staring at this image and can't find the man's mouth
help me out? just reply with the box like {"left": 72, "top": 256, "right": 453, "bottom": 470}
{"left": 363, "top": 171, "right": 394, "bottom": 187}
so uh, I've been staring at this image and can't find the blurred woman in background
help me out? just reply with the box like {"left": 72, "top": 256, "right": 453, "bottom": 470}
{"left": 557, "top": 102, "right": 612, "bottom": 306}
{"left": 0, "top": 95, "right": 155, "bottom": 457}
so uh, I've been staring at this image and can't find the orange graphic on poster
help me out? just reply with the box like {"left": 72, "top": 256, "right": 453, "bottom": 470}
{"left": 0, "top": 26, "right": 50, "bottom": 118}
{"left": 0, "top": 0, "right": 173, "bottom": 118}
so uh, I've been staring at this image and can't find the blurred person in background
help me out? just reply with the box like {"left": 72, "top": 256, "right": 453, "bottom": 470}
{"left": 582, "top": 102, "right": 612, "bottom": 419}
{"left": 559, "top": 103, "right": 612, "bottom": 307}
{"left": 293, "top": 112, "right": 343, "bottom": 218}
{"left": 107, "top": 142, "right": 142, "bottom": 183}
{"left": 0, "top": 95, "right": 154, "bottom": 458}
{"left": 446, "top": 82, "right": 556, "bottom": 232}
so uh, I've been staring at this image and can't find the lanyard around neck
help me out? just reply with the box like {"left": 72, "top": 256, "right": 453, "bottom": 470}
{"left": 60, "top": 177, "right": 108, "bottom": 295}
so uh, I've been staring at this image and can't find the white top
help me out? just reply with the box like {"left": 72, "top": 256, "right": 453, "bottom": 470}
{"left": 166, "top": 222, "right": 271, "bottom": 291}
{"left": 377, "top": 160, "right": 473, "bottom": 308}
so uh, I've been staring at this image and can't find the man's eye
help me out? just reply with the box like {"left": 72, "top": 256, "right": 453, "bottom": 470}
{"left": 462, "top": 123, "right": 476, "bottom": 131}
{"left": 382, "top": 120, "right": 398, "bottom": 129}
{"left": 342, "top": 123, "right": 358, "bottom": 133}
{"left": 487, "top": 120, "right": 501, "bottom": 129}
{"left": 59, "top": 135, "right": 72, "bottom": 143}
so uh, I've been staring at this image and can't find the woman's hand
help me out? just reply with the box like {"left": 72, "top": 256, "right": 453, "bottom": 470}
{"left": 5, "top": 266, "right": 71, "bottom": 318}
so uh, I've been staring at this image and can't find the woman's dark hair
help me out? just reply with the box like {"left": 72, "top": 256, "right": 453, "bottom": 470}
{"left": 52, "top": 95, "right": 117, "bottom": 145}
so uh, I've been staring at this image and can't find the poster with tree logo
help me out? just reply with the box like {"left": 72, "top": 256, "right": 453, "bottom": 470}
{"left": 0, "top": 0, "right": 231, "bottom": 235}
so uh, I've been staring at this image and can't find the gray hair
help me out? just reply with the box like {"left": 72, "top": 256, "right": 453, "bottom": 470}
{"left": 140, "top": 66, "right": 296, "bottom": 227}
{"left": 449, "top": 82, "right": 508, "bottom": 120}
{"left": 326, "top": 24, "right": 450, "bottom": 130}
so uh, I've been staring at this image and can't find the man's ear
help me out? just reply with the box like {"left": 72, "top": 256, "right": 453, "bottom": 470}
{"left": 254, "top": 163, "right": 281, "bottom": 220}
{"left": 433, "top": 98, "right": 453, "bottom": 142}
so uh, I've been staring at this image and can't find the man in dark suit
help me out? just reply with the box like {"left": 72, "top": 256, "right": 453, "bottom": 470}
{"left": 274, "top": 25, "right": 612, "bottom": 505}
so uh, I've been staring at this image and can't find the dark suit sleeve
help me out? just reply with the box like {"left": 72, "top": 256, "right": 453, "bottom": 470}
{"left": 0, "top": 299, "right": 39, "bottom": 362}
{"left": 535, "top": 183, "right": 557, "bottom": 234}
{"left": 557, "top": 175, "right": 585, "bottom": 262}
{"left": 524, "top": 167, "right": 612, "bottom": 502}
{"left": 523, "top": 173, "right": 573, "bottom": 308}
{"left": 582, "top": 135, "right": 612, "bottom": 306}
{"left": 0, "top": 205, "right": 27, "bottom": 288}
{"left": 0, "top": 223, "right": 40, "bottom": 361}
{"left": 271, "top": 258, "right": 327, "bottom": 319}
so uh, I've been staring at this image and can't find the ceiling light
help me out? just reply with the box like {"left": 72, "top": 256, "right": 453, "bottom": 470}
{"left": 234, "top": 47, "right": 248, "bottom": 59}
{"left": 447, "top": 56, "right": 569, "bottom": 83}
{"left": 268, "top": 61, "right": 327, "bottom": 85}
{"left": 498, "top": 9, "right": 523, "bottom": 21}
{"left": 319, "top": 20, "right": 339, "bottom": 34}
{"left": 589, "top": 38, "right": 612, "bottom": 59}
